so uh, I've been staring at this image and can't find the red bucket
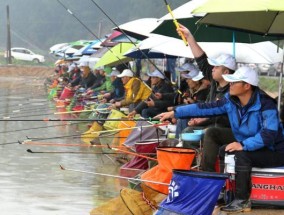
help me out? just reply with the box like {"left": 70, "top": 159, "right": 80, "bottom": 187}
{"left": 59, "top": 86, "right": 75, "bottom": 100}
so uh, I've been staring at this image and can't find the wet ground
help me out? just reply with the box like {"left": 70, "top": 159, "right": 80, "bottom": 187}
{"left": 0, "top": 72, "right": 123, "bottom": 215}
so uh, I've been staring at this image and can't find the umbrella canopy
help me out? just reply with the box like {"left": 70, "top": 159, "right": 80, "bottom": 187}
{"left": 191, "top": 0, "right": 284, "bottom": 109}
{"left": 94, "top": 42, "right": 134, "bottom": 69}
{"left": 73, "top": 40, "right": 101, "bottom": 56}
{"left": 193, "top": 0, "right": 284, "bottom": 37}
{"left": 152, "top": 0, "right": 278, "bottom": 42}
{"left": 113, "top": 18, "right": 161, "bottom": 40}
{"left": 49, "top": 43, "right": 69, "bottom": 54}
{"left": 100, "top": 30, "right": 123, "bottom": 47}
{"left": 124, "top": 35, "right": 283, "bottom": 64}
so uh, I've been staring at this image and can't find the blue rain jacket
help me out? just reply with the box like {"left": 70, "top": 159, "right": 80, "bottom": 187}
{"left": 175, "top": 89, "right": 284, "bottom": 152}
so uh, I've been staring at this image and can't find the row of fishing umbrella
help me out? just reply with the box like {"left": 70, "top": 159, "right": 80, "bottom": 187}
{"left": 49, "top": 0, "right": 284, "bottom": 74}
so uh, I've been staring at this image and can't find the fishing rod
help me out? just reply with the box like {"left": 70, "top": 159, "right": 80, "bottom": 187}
{"left": 0, "top": 100, "right": 50, "bottom": 110}
{"left": 26, "top": 149, "right": 119, "bottom": 154}
{"left": 0, "top": 122, "right": 81, "bottom": 134}
{"left": 24, "top": 122, "right": 166, "bottom": 141}
{"left": 89, "top": 0, "right": 168, "bottom": 80}
{"left": 88, "top": 0, "right": 182, "bottom": 99}
{"left": 0, "top": 106, "right": 56, "bottom": 116}
{"left": 60, "top": 165, "right": 169, "bottom": 186}
{"left": 53, "top": 108, "right": 109, "bottom": 115}
{"left": 110, "top": 146, "right": 157, "bottom": 161}
{"left": 2, "top": 111, "right": 60, "bottom": 119}
{"left": 0, "top": 95, "right": 48, "bottom": 102}
{"left": 163, "top": 0, "right": 188, "bottom": 46}
{"left": 19, "top": 140, "right": 128, "bottom": 148}
{"left": 56, "top": 0, "right": 131, "bottom": 70}
{"left": 0, "top": 117, "right": 161, "bottom": 122}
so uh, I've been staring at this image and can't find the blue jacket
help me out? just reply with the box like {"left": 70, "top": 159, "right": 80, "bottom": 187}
{"left": 175, "top": 89, "right": 284, "bottom": 152}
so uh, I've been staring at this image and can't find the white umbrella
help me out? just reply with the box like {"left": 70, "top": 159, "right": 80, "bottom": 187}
{"left": 113, "top": 18, "right": 161, "bottom": 40}
{"left": 49, "top": 43, "right": 69, "bottom": 54}
{"left": 126, "top": 35, "right": 283, "bottom": 64}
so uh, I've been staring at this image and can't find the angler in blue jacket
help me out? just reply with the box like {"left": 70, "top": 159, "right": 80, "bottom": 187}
{"left": 156, "top": 66, "right": 284, "bottom": 213}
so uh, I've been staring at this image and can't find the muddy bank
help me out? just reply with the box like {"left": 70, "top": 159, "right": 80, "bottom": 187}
{"left": 0, "top": 65, "right": 54, "bottom": 77}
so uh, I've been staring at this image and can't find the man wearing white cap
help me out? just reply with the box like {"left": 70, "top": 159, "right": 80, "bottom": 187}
{"left": 101, "top": 68, "right": 124, "bottom": 102}
{"left": 174, "top": 65, "right": 210, "bottom": 138}
{"left": 157, "top": 66, "right": 284, "bottom": 213}
{"left": 111, "top": 69, "right": 151, "bottom": 111}
{"left": 177, "top": 24, "right": 236, "bottom": 172}
{"left": 128, "top": 69, "right": 174, "bottom": 118}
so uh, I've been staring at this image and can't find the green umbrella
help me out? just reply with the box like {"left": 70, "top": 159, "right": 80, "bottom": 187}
{"left": 192, "top": 0, "right": 284, "bottom": 109}
{"left": 94, "top": 43, "right": 134, "bottom": 69}
{"left": 193, "top": 0, "right": 284, "bottom": 37}
{"left": 152, "top": 0, "right": 279, "bottom": 42}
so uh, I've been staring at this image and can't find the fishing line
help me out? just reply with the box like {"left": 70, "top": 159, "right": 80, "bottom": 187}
{"left": 0, "top": 106, "right": 56, "bottom": 116}
{"left": 0, "top": 122, "right": 81, "bottom": 134}
{"left": 56, "top": 0, "right": 131, "bottom": 70}
{"left": 60, "top": 165, "right": 169, "bottom": 186}
{"left": 24, "top": 122, "right": 166, "bottom": 141}
{"left": 1, "top": 111, "right": 60, "bottom": 119}
{"left": 89, "top": 0, "right": 168, "bottom": 80}
{"left": 89, "top": 0, "right": 182, "bottom": 99}
{"left": 26, "top": 149, "right": 119, "bottom": 154}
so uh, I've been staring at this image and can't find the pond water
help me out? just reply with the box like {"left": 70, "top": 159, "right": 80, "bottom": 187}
{"left": 0, "top": 75, "right": 122, "bottom": 215}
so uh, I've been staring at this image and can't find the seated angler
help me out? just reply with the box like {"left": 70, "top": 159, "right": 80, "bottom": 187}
{"left": 128, "top": 69, "right": 175, "bottom": 119}
{"left": 157, "top": 67, "right": 284, "bottom": 213}
{"left": 111, "top": 69, "right": 151, "bottom": 112}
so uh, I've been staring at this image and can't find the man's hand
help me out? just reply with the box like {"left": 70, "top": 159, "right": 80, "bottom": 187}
{"left": 188, "top": 118, "right": 209, "bottom": 126}
{"left": 154, "top": 111, "right": 175, "bottom": 122}
{"left": 128, "top": 110, "right": 136, "bottom": 119}
{"left": 145, "top": 98, "right": 155, "bottom": 107}
{"left": 225, "top": 142, "right": 243, "bottom": 152}
{"left": 154, "top": 93, "right": 162, "bottom": 100}
{"left": 176, "top": 23, "right": 192, "bottom": 40}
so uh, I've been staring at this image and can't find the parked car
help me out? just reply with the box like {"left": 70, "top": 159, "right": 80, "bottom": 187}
{"left": 4, "top": 47, "right": 45, "bottom": 63}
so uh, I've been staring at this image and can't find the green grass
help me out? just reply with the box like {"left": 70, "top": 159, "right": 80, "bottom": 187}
{"left": 259, "top": 76, "right": 280, "bottom": 93}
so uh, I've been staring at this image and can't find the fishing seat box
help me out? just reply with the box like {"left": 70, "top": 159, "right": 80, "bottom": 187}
{"left": 251, "top": 166, "right": 284, "bottom": 206}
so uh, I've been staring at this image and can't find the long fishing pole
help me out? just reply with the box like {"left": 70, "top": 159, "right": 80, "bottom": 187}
{"left": 163, "top": 0, "right": 188, "bottom": 46}
{"left": 60, "top": 165, "right": 169, "bottom": 186}
{"left": 89, "top": 0, "right": 167, "bottom": 79}
{"left": 19, "top": 141, "right": 128, "bottom": 148}
{"left": 56, "top": 0, "right": 131, "bottom": 70}
{"left": 0, "top": 117, "right": 161, "bottom": 122}
{"left": 110, "top": 147, "right": 157, "bottom": 161}
{"left": 0, "top": 106, "right": 56, "bottom": 116}
{"left": 2, "top": 111, "right": 60, "bottom": 119}
{"left": 27, "top": 149, "right": 156, "bottom": 156}
{"left": 24, "top": 122, "right": 166, "bottom": 141}
{"left": 53, "top": 108, "right": 109, "bottom": 115}
{"left": 27, "top": 149, "right": 119, "bottom": 154}
{"left": 0, "top": 122, "right": 81, "bottom": 134}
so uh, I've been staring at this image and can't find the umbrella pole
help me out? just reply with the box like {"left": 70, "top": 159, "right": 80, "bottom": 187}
{"left": 277, "top": 44, "right": 284, "bottom": 111}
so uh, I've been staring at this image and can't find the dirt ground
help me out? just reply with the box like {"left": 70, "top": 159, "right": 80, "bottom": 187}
{"left": 0, "top": 65, "right": 54, "bottom": 77}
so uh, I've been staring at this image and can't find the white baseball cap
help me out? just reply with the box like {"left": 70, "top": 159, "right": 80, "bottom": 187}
{"left": 208, "top": 54, "right": 236, "bottom": 70}
{"left": 192, "top": 71, "right": 204, "bottom": 81}
{"left": 181, "top": 69, "right": 199, "bottom": 79}
{"left": 117, "top": 69, "right": 134, "bottom": 78}
{"left": 107, "top": 70, "right": 121, "bottom": 77}
{"left": 78, "top": 61, "right": 89, "bottom": 67}
{"left": 222, "top": 66, "right": 259, "bottom": 86}
{"left": 177, "top": 63, "right": 199, "bottom": 73}
{"left": 147, "top": 70, "right": 165, "bottom": 79}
